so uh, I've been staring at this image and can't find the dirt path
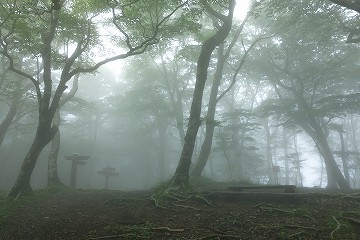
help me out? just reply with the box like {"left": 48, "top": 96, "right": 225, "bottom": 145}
{"left": 1, "top": 189, "right": 360, "bottom": 239}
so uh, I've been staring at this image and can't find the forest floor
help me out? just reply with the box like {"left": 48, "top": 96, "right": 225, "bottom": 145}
{"left": 1, "top": 182, "right": 360, "bottom": 240}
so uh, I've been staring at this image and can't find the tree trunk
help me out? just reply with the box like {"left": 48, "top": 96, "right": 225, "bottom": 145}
{"left": 172, "top": 0, "right": 235, "bottom": 187}
{"left": 311, "top": 124, "right": 350, "bottom": 189}
{"left": 294, "top": 94, "right": 350, "bottom": 190}
{"left": 0, "top": 102, "right": 17, "bottom": 147}
{"left": 47, "top": 74, "right": 79, "bottom": 187}
{"left": 0, "top": 85, "right": 22, "bottom": 149}
{"left": 338, "top": 128, "right": 350, "bottom": 184}
{"left": 263, "top": 118, "right": 274, "bottom": 184}
{"left": 47, "top": 109, "right": 62, "bottom": 186}
{"left": 191, "top": 44, "right": 225, "bottom": 178}
{"left": 157, "top": 119, "right": 167, "bottom": 181}
{"left": 282, "top": 127, "right": 290, "bottom": 185}
{"left": 293, "top": 133, "right": 303, "bottom": 187}
{"left": 191, "top": 12, "right": 253, "bottom": 178}
{"left": 8, "top": 115, "right": 56, "bottom": 198}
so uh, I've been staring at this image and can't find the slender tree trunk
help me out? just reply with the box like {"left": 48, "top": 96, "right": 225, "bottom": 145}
{"left": 191, "top": 11, "right": 253, "bottom": 178}
{"left": 263, "top": 118, "right": 274, "bottom": 184}
{"left": 191, "top": 44, "right": 225, "bottom": 178}
{"left": 47, "top": 74, "right": 79, "bottom": 187}
{"left": 157, "top": 119, "right": 167, "bottom": 181}
{"left": 172, "top": 0, "right": 235, "bottom": 187}
{"left": 338, "top": 128, "right": 350, "bottom": 184}
{"left": 0, "top": 102, "right": 17, "bottom": 147}
{"left": 282, "top": 127, "right": 290, "bottom": 185}
{"left": 319, "top": 155, "right": 324, "bottom": 187}
{"left": 293, "top": 133, "right": 303, "bottom": 187}
{"left": 47, "top": 110, "right": 61, "bottom": 186}
{"left": 0, "top": 85, "right": 22, "bottom": 148}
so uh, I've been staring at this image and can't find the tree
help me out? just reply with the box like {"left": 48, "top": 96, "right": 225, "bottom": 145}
{"left": 191, "top": 4, "right": 265, "bottom": 178}
{"left": 172, "top": 0, "right": 236, "bottom": 187}
{"left": 329, "top": 0, "right": 360, "bottom": 14}
{"left": 0, "top": 0, "right": 188, "bottom": 198}
{"left": 252, "top": 0, "right": 360, "bottom": 189}
{"left": 47, "top": 73, "right": 80, "bottom": 187}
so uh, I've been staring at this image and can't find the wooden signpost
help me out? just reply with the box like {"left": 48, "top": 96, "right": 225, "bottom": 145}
{"left": 64, "top": 153, "right": 90, "bottom": 188}
{"left": 97, "top": 166, "right": 119, "bottom": 189}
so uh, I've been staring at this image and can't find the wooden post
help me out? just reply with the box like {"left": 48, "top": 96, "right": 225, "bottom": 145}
{"left": 64, "top": 153, "right": 90, "bottom": 188}
{"left": 97, "top": 166, "right": 119, "bottom": 189}
{"left": 273, "top": 165, "right": 280, "bottom": 185}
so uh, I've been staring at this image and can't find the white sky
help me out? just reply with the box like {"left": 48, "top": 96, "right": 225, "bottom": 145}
{"left": 235, "top": 0, "right": 252, "bottom": 20}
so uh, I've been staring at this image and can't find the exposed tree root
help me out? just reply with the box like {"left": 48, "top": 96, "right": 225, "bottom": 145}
{"left": 330, "top": 216, "right": 341, "bottom": 239}
{"left": 150, "top": 182, "right": 213, "bottom": 208}
{"left": 278, "top": 224, "right": 317, "bottom": 231}
{"left": 253, "top": 203, "right": 314, "bottom": 221}
{"left": 150, "top": 226, "right": 184, "bottom": 232}
{"left": 198, "top": 234, "right": 241, "bottom": 239}
{"left": 195, "top": 194, "right": 215, "bottom": 207}
{"left": 341, "top": 216, "right": 360, "bottom": 227}
{"left": 87, "top": 226, "right": 184, "bottom": 240}
{"left": 87, "top": 234, "right": 132, "bottom": 240}
{"left": 171, "top": 202, "right": 200, "bottom": 211}
{"left": 252, "top": 203, "right": 277, "bottom": 208}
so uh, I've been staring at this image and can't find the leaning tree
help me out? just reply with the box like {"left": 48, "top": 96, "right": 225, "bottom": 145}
{"left": 172, "top": 0, "right": 236, "bottom": 187}
{"left": 0, "top": 0, "right": 189, "bottom": 198}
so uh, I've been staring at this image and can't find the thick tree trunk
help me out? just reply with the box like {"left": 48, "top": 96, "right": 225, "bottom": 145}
{"left": 172, "top": 0, "right": 235, "bottom": 187}
{"left": 294, "top": 94, "right": 350, "bottom": 190}
{"left": 311, "top": 124, "right": 350, "bottom": 190}
{"left": 8, "top": 115, "right": 56, "bottom": 198}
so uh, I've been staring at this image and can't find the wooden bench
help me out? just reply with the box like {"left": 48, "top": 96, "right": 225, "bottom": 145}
{"left": 228, "top": 185, "right": 296, "bottom": 193}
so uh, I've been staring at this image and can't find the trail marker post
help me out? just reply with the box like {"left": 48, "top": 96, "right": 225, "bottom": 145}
{"left": 97, "top": 166, "right": 119, "bottom": 189}
{"left": 64, "top": 153, "right": 90, "bottom": 188}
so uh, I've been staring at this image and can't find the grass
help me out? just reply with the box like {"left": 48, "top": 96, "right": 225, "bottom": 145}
{"left": 88, "top": 221, "right": 155, "bottom": 240}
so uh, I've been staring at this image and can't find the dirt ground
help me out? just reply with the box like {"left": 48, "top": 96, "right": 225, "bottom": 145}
{"left": 1, "top": 184, "right": 360, "bottom": 240}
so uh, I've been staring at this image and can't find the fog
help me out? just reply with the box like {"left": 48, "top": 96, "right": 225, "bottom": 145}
{"left": 1, "top": 0, "right": 360, "bottom": 195}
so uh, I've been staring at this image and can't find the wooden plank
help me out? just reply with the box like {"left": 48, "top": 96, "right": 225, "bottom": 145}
{"left": 228, "top": 185, "right": 296, "bottom": 193}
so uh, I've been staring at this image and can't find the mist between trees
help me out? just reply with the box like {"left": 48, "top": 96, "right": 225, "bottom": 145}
{"left": 0, "top": 0, "right": 359, "bottom": 197}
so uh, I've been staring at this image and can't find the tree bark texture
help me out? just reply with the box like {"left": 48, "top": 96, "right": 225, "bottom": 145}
{"left": 172, "top": 0, "right": 235, "bottom": 187}
{"left": 8, "top": 112, "right": 57, "bottom": 198}
{"left": 191, "top": 44, "right": 225, "bottom": 178}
